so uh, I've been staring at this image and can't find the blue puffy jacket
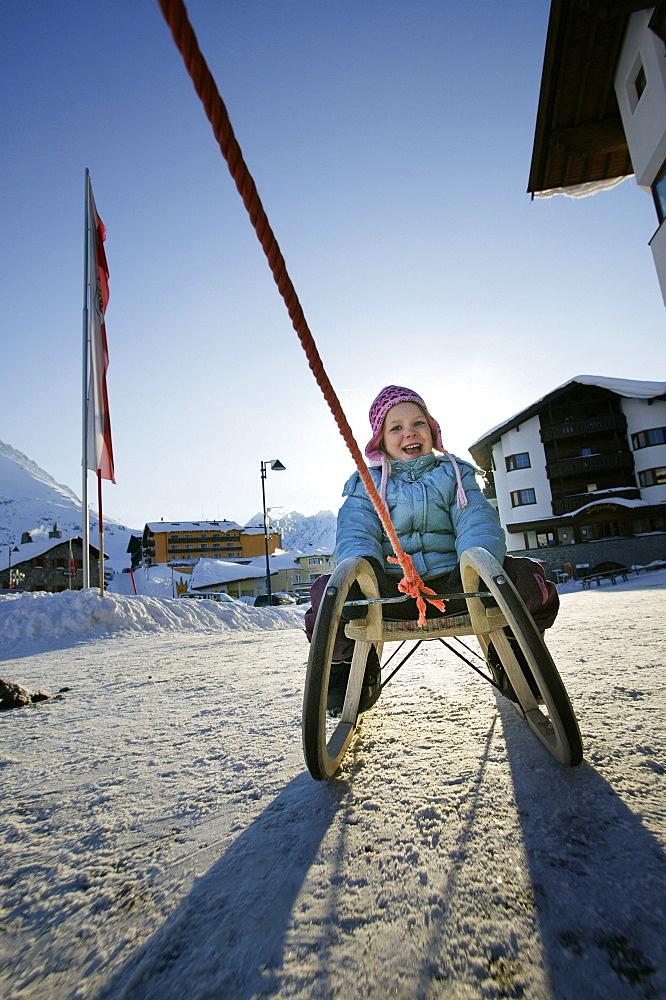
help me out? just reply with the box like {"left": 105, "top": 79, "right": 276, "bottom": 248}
{"left": 335, "top": 453, "right": 506, "bottom": 580}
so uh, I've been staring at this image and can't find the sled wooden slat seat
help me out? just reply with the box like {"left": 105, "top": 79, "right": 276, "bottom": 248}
{"left": 345, "top": 606, "right": 508, "bottom": 642}
{"left": 302, "top": 547, "right": 583, "bottom": 780}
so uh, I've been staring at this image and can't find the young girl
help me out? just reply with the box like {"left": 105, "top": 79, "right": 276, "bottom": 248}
{"left": 305, "top": 385, "right": 559, "bottom": 713}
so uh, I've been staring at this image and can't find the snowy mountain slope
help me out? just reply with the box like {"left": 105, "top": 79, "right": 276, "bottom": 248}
{"left": 0, "top": 439, "right": 140, "bottom": 574}
{"left": 247, "top": 509, "right": 337, "bottom": 551}
{"left": 0, "top": 439, "right": 84, "bottom": 540}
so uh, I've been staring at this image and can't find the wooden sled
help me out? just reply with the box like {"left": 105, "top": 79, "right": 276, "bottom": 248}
{"left": 302, "top": 547, "right": 583, "bottom": 780}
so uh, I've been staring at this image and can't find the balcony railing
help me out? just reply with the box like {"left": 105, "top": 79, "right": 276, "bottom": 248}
{"left": 547, "top": 452, "right": 634, "bottom": 478}
{"left": 540, "top": 414, "right": 625, "bottom": 442}
{"left": 552, "top": 496, "right": 590, "bottom": 515}
{"left": 552, "top": 487, "right": 640, "bottom": 515}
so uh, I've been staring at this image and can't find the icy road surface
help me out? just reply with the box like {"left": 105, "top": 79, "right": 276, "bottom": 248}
{"left": 0, "top": 579, "right": 665, "bottom": 999}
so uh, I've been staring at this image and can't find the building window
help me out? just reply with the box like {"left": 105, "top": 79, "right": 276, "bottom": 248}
{"left": 628, "top": 56, "right": 647, "bottom": 113}
{"left": 511, "top": 488, "right": 536, "bottom": 507}
{"left": 505, "top": 452, "right": 531, "bottom": 472}
{"left": 634, "top": 516, "right": 665, "bottom": 533}
{"left": 634, "top": 62, "right": 646, "bottom": 100}
{"left": 639, "top": 466, "right": 666, "bottom": 487}
{"left": 580, "top": 521, "right": 629, "bottom": 541}
{"left": 536, "top": 531, "right": 556, "bottom": 547}
{"left": 308, "top": 557, "right": 325, "bottom": 566}
{"left": 632, "top": 426, "right": 666, "bottom": 450}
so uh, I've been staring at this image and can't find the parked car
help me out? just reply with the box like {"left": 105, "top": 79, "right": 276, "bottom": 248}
{"left": 296, "top": 596, "right": 311, "bottom": 605}
{"left": 180, "top": 592, "right": 239, "bottom": 603}
{"left": 253, "top": 594, "right": 273, "bottom": 607}
{"left": 254, "top": 592, "right": 296, "bottom": 607}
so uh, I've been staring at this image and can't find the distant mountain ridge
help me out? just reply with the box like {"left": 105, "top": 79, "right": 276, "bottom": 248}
{"left": 0, "top": 438, "right": 136, "bottom": 571}
{"left": 276, "top": 510, "right": 336, "bottom": 552}
{"left": 0, "top": 439, "right": 81, "bottom": 505}
{"left": 246, "top": 509, "right": 336, "bottom": 552}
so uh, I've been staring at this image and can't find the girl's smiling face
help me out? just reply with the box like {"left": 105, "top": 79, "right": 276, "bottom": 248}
{"left": 382, "top": 402, "right": 434, "bottom": 462}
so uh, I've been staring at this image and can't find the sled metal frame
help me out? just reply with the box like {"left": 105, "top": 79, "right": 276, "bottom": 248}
{"left": 302, "top": 547, "right": 583, "bottom": 780}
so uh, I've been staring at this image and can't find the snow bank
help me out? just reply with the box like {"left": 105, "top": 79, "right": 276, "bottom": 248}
{"left": 0, "top": 589, "right": 306, "bottom": 645}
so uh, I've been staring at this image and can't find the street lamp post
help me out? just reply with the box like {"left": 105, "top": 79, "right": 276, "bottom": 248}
{"left": 260, "top": 459, "right": 286, "bottom": 605}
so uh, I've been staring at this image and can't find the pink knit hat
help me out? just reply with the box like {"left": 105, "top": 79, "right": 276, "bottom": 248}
{"left": 365, "top": 385, "right": 443, "bottom": 462}
{"left": 364, "top": 385, "right": 468, "bottom": 508}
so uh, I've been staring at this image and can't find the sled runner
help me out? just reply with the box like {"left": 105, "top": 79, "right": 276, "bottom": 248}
{"left": 302, "top": 547, "right": 582, "bottom": 780}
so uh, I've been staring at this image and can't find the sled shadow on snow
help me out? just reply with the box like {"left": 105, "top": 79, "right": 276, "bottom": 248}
{"left": 495, "top": 698, "right": 666, "bottom": 999}
{"left": 94, "top": 770, "right": 346, "bottom": 1000}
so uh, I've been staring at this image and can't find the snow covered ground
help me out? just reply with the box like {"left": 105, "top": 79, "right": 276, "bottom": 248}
{"left": 1, "top": 573, "right": 665, "bottom": 999}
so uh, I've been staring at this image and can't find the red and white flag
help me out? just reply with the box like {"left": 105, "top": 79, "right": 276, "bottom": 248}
{"left": 86, "top": 179, "right": 115, "bottom": 483}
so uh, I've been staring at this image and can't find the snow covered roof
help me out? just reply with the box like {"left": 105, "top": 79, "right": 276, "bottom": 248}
{"left": 469, "top": 376, "right": 666, "bottom": 461}
{"left": 0, "top": 535, "right": 101, "bottom": 573}
{"left": 145, "top": 521, "right": 242, "bottom": 534}
{"left": 188, "top": 559, "right": 266, "bottom": 590}
{"left": 570, "top": 497, "right": 650, "bottom": 514}
{"left": 290, "top": 546, "right": 334, "bottom": 558}
{"left": 564, "top": 375, "right": 666, "bottom": 399}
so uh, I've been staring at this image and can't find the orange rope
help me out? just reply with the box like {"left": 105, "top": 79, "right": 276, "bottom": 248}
{"left": 157, "top": 0, "right": 443, "bottom": 624}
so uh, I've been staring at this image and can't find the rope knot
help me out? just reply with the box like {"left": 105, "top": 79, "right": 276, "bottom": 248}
{"left": 387, "top": 553, "right": 446, "bottom": 627}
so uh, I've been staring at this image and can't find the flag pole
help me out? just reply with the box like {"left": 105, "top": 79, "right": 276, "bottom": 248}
{"left": 97, "top": 470, "right": 105, "bottom": 595}
{"left": 82, "top": 168, "right": 91, "bottom": 589}
{"left": 85, "top": 170, "right": 114, "bottom": 593}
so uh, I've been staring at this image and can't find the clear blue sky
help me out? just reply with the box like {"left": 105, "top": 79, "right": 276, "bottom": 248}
{"left": 2, "top": 0, "right": 664, "bottom": 531}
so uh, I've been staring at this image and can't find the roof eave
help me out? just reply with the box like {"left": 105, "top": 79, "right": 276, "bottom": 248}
{"left": 527, "top": 0, "right": 653, "bottom": 196}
